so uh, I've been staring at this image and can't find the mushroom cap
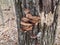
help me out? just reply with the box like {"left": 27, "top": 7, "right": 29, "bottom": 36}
{"left": 21, "top": 21, "right": 32, "bottom": 26}
{"left": 20, "top": 21, "right": 33, "bottom": 31}
{"left": 21, "top": 17, "right": 29, "bottom": 22}
{"left": 21, "top": 25, "right": 33, "bottom": 31}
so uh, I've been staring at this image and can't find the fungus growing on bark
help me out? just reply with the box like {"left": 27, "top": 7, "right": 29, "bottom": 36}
{"left": 20, "top": 9, "right": 40, "bottom": 31}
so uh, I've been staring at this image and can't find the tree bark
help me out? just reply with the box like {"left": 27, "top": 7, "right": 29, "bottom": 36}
{"left": 15, "top": 0, "right": 59, "bottom": 45}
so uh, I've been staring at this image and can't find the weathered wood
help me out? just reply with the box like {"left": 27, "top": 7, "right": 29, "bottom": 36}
{"left": 15, "top": 0, "right": 59, "bottom": 45}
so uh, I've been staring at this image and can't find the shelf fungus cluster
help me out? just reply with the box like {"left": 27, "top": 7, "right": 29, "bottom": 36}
{"left": 20, "top": 9, "right": 40, "bottom": 31}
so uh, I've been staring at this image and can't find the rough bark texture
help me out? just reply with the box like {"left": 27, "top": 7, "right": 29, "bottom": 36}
{"left": 55, "top": 1, "right": 60, "bottom": 45}
{"left": 0, "top": 0, "right": 60, "bottom": 45}
{"left": 15, "top": 0, "right": 58, "bottom": 45}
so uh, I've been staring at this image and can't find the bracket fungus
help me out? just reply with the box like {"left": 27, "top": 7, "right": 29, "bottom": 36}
{"left": 20, "top": 9, "right": 40, "bottom": 31}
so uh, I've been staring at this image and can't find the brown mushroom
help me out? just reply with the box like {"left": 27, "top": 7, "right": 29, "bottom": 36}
{"left": 20, "top": 21, "right": 33, "bottom": 31}
{"left": 21, "top": 17, "right": 29, "bottom": 22}
{"left": 20, "top": 10, "right": 41, "bottom": 31}
{"left": 21, "top": 25, "right": 33, "bottom": 31}
{"left": 27, "top": 16, "right": 40, "bottom": 21}
{"left": 21, "top": 21, "right": 32, "bottom": 26}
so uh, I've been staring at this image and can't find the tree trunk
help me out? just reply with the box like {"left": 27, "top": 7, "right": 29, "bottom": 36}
{"left": 0, "top": 0, "right": 59, "bottom": 45}
{"left": 15, "top": 0, "right": 59, "bottom": 45}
